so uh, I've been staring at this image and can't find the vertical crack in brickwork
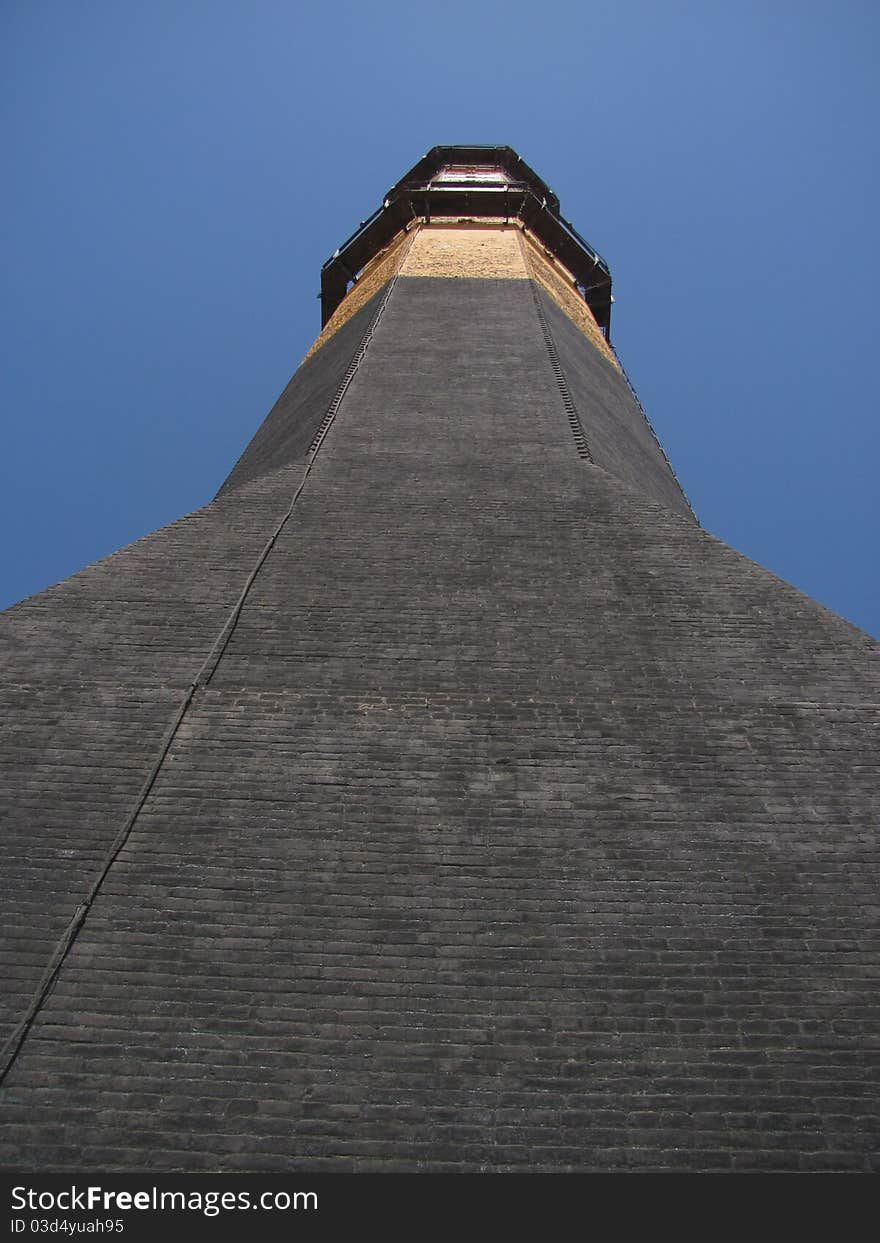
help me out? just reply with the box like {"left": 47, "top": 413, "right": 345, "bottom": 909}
{"left": 517, "top": 231, "right": 595, "bottom": 463}
{"left": 0, "top": 234, "right": 415, "bottom": 1090}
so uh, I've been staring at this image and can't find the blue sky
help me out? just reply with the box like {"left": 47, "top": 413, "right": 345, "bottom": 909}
{"left": 3, "top": 0, "right": 878, "bottom": 637}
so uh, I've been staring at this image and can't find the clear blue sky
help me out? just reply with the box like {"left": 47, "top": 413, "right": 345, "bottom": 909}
{"left": 3, "top": 1, "right": 878, "bottom": 637}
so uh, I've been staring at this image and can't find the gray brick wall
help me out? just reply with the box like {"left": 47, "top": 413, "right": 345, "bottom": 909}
{"left": 1, "top": 275, "right": 878, "bottom": 1171}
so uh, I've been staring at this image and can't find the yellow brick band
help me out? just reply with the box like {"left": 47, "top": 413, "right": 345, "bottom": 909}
{"left": 400, "top": 223, "right": 527, "bottom": 279}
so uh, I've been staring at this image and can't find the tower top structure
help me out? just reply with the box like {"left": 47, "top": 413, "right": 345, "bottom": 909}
{"left": 321, "top": 144, "right": 612, "bottom": 334}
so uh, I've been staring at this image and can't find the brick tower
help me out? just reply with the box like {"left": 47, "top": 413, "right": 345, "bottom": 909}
{"left": 2, "top": 147, "right": 878, "bottom": 1172}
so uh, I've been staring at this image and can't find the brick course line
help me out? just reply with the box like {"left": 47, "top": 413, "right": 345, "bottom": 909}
{"left": 0, "top": 235, "right": 414, "bottom": 1088}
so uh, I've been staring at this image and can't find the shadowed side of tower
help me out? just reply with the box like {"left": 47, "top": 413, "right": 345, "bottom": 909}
{"left": 1, "top": 148, "right": 878, "bottom": 1172}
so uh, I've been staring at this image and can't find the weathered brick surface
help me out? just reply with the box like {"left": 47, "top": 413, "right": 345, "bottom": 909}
{"left": 1, "top": 275, "right": 878, "bottom": 1172}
